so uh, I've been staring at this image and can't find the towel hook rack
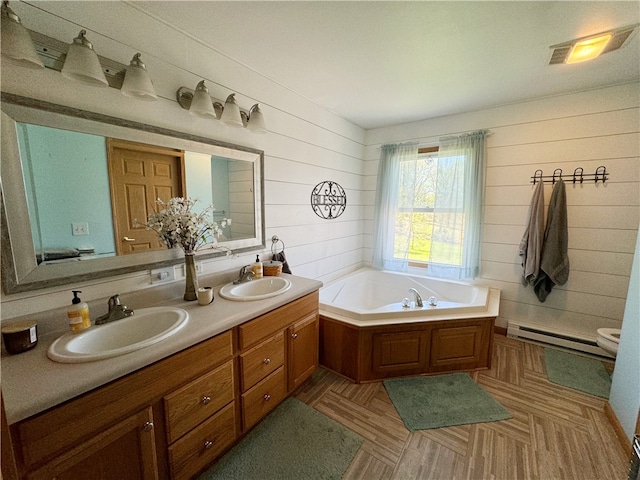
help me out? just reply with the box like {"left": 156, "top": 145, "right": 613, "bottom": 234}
{"left": 594, "top": 165, "right": 608, "bottom": 184}
{"left": 530, "top": 166, "right": 610, "bottom": 185}
{"left": 572, "top": 167, "right": 584, "bottom": 184}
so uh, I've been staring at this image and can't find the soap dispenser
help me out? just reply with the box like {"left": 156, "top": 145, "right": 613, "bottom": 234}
{"left": 67, "top": 290, "right": 91, "bottom": 334}
{"left": 252, "top": 255, "right": 263, "bottom": 279}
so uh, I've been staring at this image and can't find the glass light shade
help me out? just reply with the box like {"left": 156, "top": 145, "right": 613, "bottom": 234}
{"left": 566, "top": 34, "right": 612, "bottom": 64}
{"left": 0, "top": 2, "right": 44, "bottom": 69}
{"left": 220, "top": 94, "right": 243, "bottom": 127}
{"left": 121, "top": 53, "right": 157, "bottom": 101}
{"left": 247, "top": 104, "right": 267, "bottom": 134}
{"left": 61, "top": 30, "right": 108, "bottom": 87}
{"left": 189, "top": 80, "right": 216, "bottom": 118}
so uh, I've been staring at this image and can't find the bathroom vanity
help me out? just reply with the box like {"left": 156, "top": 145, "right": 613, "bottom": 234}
{"left": 1, "top": 276, "right": 321, "bottom": 480}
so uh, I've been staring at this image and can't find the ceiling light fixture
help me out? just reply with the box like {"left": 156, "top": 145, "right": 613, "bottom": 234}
{"left": 566, "top": 33, "right": 612, "bottom": 64}
{"left": 549, "top": 24, "right": 639, "bottom": 65}
{"left": 120, "top": 53, "right": 157, "bottom": 101}
{"left": 61, "top": 29, "right": 108, "bottom": 87}
{"left": 176, "top": 84, "right": 267, "bottom": 133}
{"left": 0, "top": 0, "right": 44, "bottom": 69}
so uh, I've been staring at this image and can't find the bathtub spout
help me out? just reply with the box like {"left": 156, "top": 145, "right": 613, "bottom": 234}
{"left": 408, "top": 288, "right": 423, "bottom": 307}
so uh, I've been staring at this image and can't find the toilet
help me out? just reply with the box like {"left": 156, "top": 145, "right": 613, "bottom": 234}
{"left": 596, "top": 328, "right": 621, "bottom": 357}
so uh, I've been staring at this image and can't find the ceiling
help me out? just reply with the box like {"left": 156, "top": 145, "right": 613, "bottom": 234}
{"left": 33, "top": 1, "right": 636, "bottom": 130}
{"left": 130, "top": 1, "right": 639, "bottom": 130}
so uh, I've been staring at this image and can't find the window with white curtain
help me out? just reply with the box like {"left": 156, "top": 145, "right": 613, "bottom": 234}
{"left": 372, "top": 131, "right": 487, "bottom": 279}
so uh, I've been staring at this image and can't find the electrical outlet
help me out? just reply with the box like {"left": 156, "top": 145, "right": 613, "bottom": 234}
{"left": 72, "top": 222, "right": 89, "bottom": 236}
{"left": 151, "top": 267, "right": 175, "bottom": 284}
{"left": 195, "top": 262, "right": 203, "bottom": 274}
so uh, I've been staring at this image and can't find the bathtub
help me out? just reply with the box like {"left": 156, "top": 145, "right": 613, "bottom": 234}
{"left": 319, "top": 268, "right": 501, "bottom": 382}
{"left": 320, "top": 268, "right": 500, "bottom": 326}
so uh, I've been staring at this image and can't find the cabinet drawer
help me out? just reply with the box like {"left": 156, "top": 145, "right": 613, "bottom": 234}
{"left": 240, "top": 331, "right": 284, "bottom": 391}
{"left": 238, "top": 291, "right": 318, "bottom": 349}
{"left": 164, "top": 360, "right": 235, "bottom": 444}
{"left": 168, "top": 402, "right": 236, "bottom": 480}
{"left": 241, "top": 366, "right": 287, "bottom": 431}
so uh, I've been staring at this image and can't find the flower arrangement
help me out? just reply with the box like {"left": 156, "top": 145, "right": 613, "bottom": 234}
{"left": 144, "top": 197, "right": 231, "bottom": 255}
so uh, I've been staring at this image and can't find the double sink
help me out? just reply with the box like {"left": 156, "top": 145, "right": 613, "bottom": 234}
{"left": 47, "top": 277, "right": 291, "bottom": 364}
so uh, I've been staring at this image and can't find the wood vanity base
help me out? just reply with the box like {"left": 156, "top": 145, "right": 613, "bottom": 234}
{"left": 320, "top": 315, "right": 495, "bottom": 383}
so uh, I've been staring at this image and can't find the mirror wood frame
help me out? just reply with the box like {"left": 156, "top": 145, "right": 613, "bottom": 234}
{"left": 1, "top": 93, "right": 265, "bottom": 294}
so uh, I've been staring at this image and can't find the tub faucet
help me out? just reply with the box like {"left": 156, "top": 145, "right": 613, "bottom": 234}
{"left": 95, "top": 294, "right": 134, "bottom": 325}
{"left": 408, "top": 288, "right": 423, "bottom": 307}
{"left": 233, "top": 265, "right": 255, "bottom": 284}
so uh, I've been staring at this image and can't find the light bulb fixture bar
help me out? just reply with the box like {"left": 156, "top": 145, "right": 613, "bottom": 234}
{"left": 176, "top": 84, "right": 267, "bottom": 133}
{"left": 28, "top": 29, "right": 127, "bottom": 89}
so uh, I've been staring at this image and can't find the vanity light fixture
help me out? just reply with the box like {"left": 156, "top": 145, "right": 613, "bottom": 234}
{"left": 245, "top": 104, "right": 267, "bottom": 134}
{"left": 61, "top": 29, "right": 108, "bottom": 87}
{"left": 176, "top": 84, "right": 267, "bottom": 133}
{"left": 120, "top": 53, "right": 157, "bottom": 101}
{"left": 187, "top": 80, "right": 217, "bottom": 118}
{"left": 549, "top": 24, "right": 639, "bottom": 65}
{"left": 219, "top": 93, "right": 243, "bottom": 127}
{"left": 0, "top": 0, "right": 44, "bottom": 69}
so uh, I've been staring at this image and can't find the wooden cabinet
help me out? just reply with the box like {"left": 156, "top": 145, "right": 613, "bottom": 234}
{"left": 321, "top": 315, "right": 494, "bottom": 382}
{"left": 163, "top": 359, "right": 236, "bottom": 479}
{"left": 288, "top": 313, "right": 319, "bottom": 391}
{"left": 5, "top": 291, "right": 320, "bottom": 480}
{"left": 238, "top": 292, "right": 319, "bottom": 432}
{"left": 27, "top": 407, "right": 159, "bottom": 480}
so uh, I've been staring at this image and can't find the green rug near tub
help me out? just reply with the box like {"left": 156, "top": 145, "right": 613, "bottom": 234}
{"left": 383, "top": 373, "right": 511, "bottom": 431}
{"left": 544, "top": 348, "right": 611, "bottom": 398}
{"left": 199, "top": 397, "right": 363, "bottom": 480}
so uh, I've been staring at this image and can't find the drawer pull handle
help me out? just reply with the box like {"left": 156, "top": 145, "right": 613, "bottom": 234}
{"left": 204, "top": 440, "right": 214, "bottom": 450}
{"left": 143, "top": 421, "right": 154, "bottom": 432}
{"left": 202, "top": 396, "right": 211, "bottom": 405}
{"left": 291, "top": 333, "right": 298, "bottom": 339}
{"left": 263, "top": 393, "right": 271, "bottom": 401}
{"left": 263, "top": 358, "right": 271, "bottom": 365}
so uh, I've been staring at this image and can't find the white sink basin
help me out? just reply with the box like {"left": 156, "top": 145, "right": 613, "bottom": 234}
{"left": 219, "top": 277, "right": 291, "bottom": 301}
{"left": 47, "top": 307, "right": 188, "bottom": 363}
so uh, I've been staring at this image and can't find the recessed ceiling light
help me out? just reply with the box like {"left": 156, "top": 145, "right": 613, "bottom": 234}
{"left": 549, "top": 24, "right": 638, "bottom": 65}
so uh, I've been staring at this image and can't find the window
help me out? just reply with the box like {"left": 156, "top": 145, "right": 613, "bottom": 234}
{"left": 373, "top": 131, "right": 487, "bottom": 279}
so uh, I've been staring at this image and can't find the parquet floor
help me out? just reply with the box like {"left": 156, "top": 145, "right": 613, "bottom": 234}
{"left": 293, "top": 334, "right": 628, "bottom": 480}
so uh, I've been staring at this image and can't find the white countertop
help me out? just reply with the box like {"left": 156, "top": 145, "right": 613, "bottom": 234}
{"left": 1, "top": 274, "right": 322, "bottom": 425}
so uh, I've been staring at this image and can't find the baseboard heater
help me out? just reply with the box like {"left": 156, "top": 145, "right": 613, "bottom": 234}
{"left": 507, "top": 322, "right": 613, "bottom": 358}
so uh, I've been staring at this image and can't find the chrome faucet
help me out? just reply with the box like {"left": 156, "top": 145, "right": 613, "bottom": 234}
{"left": 233, "top": 265, "right": 255, "bottom": 285}
{"left": 408, "top": 288, "right": 423, "bottom": 307}
{"left": 95, "top": 294, "right": 134, "bottom": 325}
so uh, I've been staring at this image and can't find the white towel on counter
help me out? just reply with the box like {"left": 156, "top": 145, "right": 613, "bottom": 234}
{"left": 518, "top": 180, "right": 545, "bottom": 286}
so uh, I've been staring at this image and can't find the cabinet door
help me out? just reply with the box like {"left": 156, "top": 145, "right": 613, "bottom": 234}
{"left": 371, "top": 330, "right": 430, "bottom": 377}
{"left": 430, "top": 324, "right": 487, "bottom": 371}
{"left": 28, "top": 407, "right": 158, "bottom": 480}
{"left": 287, "top": 313, "right": 319, "bottom": 391}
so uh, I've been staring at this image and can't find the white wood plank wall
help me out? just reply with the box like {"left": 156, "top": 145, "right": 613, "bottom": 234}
{"left": 365, "top": 83, "right": 640, "bottom": 339}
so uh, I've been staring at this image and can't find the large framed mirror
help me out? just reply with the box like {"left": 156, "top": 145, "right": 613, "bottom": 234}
{"left": 1, "top": 93, "right": 265, "bottom": 294}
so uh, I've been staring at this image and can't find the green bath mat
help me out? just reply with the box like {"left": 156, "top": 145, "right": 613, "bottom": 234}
{"left": 199, "top": 397, "right": 363, "bottom": 480}
{"left": 544, "top": 348, "right": 611, "bottom": 398}
{"left": 383, "top": 373, "right": 511, "bottom": 431}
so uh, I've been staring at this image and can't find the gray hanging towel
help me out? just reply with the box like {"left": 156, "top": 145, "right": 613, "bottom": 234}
{"left": 272, "top": 251, "right": 292, "bottom": 274}
{"left": 518, "top": 180, "right": 545, "bottom": 286}
{"left": 534, "top": 179, "right": 569, "bottom": 302}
